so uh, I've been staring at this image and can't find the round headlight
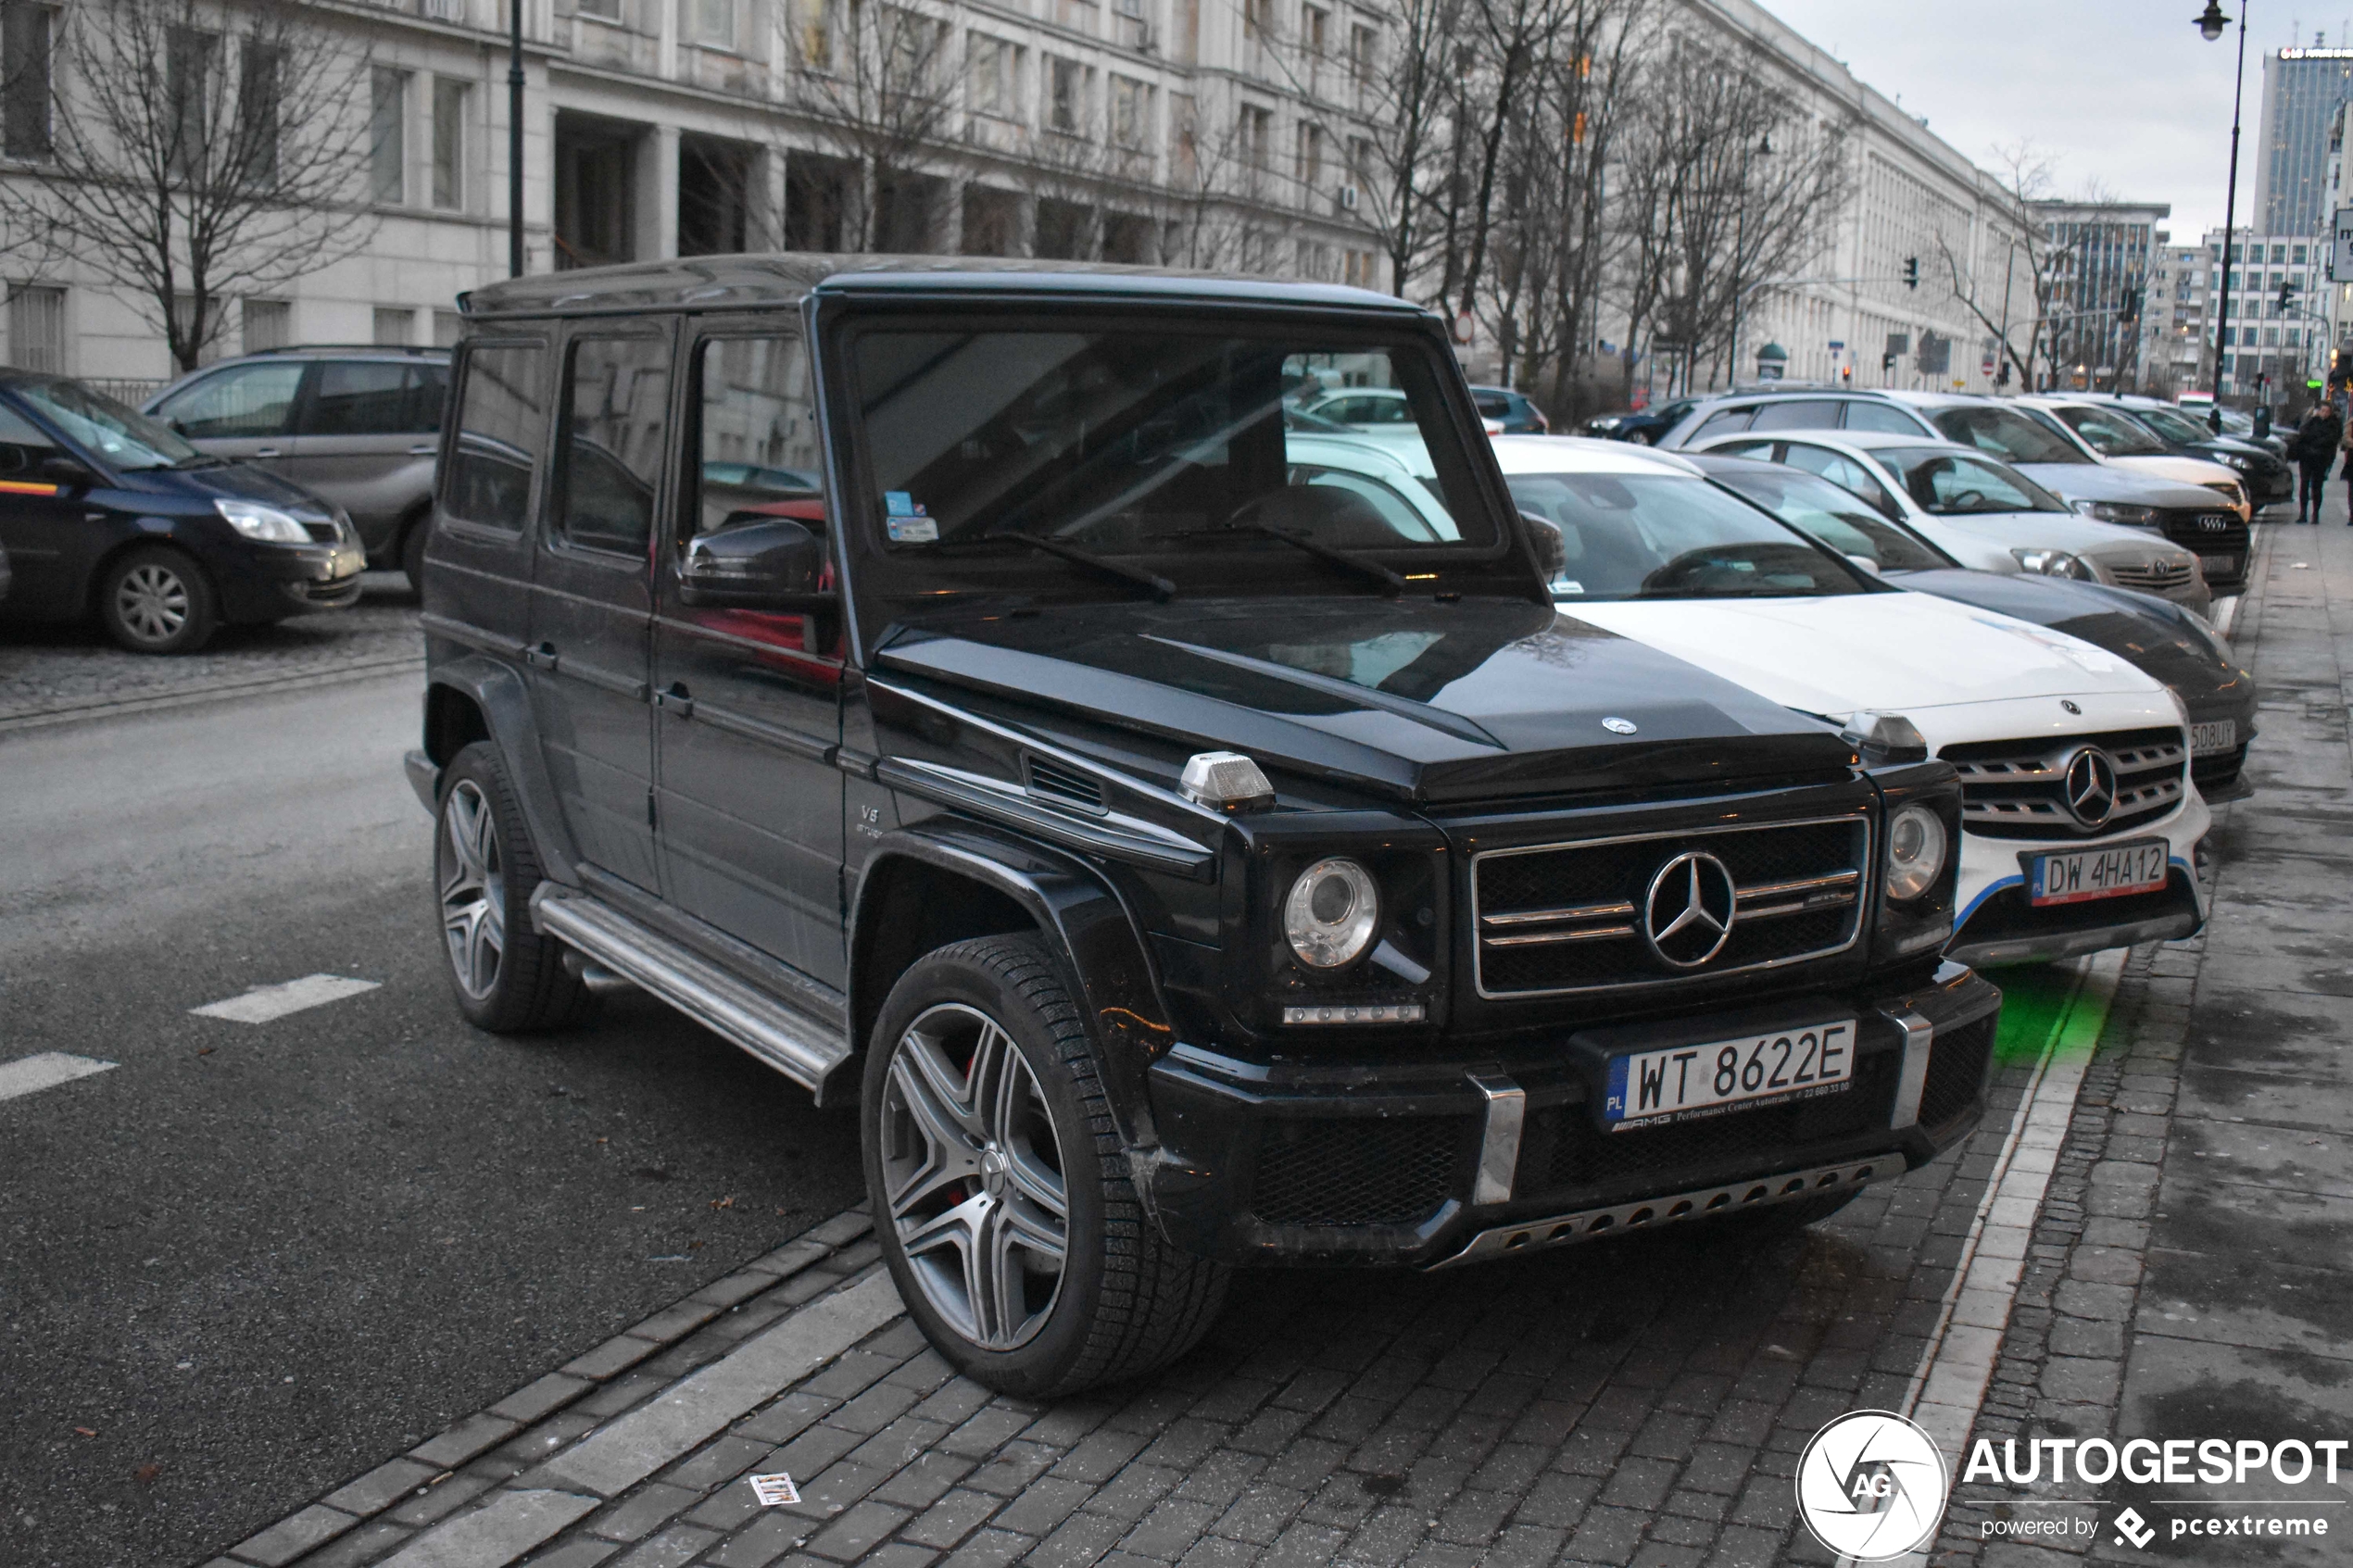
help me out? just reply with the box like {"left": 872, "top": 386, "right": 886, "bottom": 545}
{"left": 1283, "top": 859, "right": 1380, "bottom": 969}
{"left": 1884, "top": 804, "right": 1950, "bottom": 903}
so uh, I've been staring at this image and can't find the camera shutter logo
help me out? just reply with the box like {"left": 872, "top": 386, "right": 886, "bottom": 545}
{"left": 2112, "top": 1507, "right": 2155, "bottom": 1549}
{"left": 1794, "top": 1410, "right": 1949, "bottom": 1561}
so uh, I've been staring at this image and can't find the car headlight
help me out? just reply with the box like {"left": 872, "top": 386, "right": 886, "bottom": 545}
{"left": 2070, "top": 499, "right": 2158, "bottom": 526}
{"left": 2220, "top": 453, "right": 2252, "bottom": 470}
{"left": 1883, "top": 803, "right": 1950, "bottom": 903}
{"left": 2012, "top": 547, "right": 2095, "bottom": 580}
{"left": 1284, "top": 858, "right": 1380, "bottom": 969}
{"left": 215, "top": 498, "right": 310, "bottom": 543}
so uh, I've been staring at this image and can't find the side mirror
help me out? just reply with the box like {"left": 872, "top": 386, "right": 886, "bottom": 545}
{"left": 1520, "top": 510, "right": 1566, "bottom": 583}
{"left": 1845, "top": 553, "right": 1882, "bottom": 576}
{"left": 37, "top": 454, "right": 96, "bottom": 490}
{"left": 678, "top": 517, "right": 830, "bottom": 610}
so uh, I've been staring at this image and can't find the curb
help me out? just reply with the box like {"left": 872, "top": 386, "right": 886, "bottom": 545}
{"left": 0, "top": 656, "right": 425, "bottom": 737}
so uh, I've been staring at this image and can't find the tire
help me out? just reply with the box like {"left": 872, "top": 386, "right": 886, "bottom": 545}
{"left": 863, "top": 935, "right": 1228, "bottom": 1398}
{"left": 401, "top": 515, "right": 430, "bottom": 593}
{"left": 97, "top": 546, "right": 218, "bottom": 654}
{"left": 434, "top": 740, "right": 593, "bottom": 1033}
{"left": 1629, "top": 428, "right": 1658, "bottom": 445}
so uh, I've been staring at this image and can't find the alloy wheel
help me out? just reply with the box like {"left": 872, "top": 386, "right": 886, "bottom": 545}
{"left": 438, "top": 779, "right": 506, "bottom": 999}
{"left": 880, "top": 1003, "right": 1070, "bottom": 1350}
{"left": 115, "top": 563, "right": 189, "bottom": 644}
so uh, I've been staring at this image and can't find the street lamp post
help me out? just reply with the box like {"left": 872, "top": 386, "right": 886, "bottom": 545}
{"left": 509, "top": 0, "right": 526, "bottom": 278}
{"left": 2198, "top": 0, "right": 2248, "bottom": 432}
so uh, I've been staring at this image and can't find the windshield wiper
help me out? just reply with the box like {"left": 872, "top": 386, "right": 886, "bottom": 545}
{"left": 170, "top": 453, "right": 227, "bottom": 470}
{"left": 939, "top": 530, "right": 1176, "bottom": 601}
{"left": 1241, "top": 522, "right": 1405, "bottom": 595}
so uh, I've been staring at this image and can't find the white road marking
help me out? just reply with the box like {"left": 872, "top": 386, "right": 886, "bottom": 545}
{"left": 191, "top": 973, "right": 381, "bottom": 1024}
{"left": 0, "top": 1052, "right": 119, "bottom": 1103}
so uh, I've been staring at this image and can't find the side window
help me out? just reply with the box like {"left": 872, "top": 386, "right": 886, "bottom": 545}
{"left": 693, "top": 332, "right": 824, "bottom": 544}
{"left": 1710, "top": 439, "right": 1776, "bottom": 459}
{"left": 1783, "top": 444, "right": 1860, "bottom": 488}
{"left": 0, "top": 401, "right": 59, "bottom": 476}
{"left": 1689, "top": 407, "right": 1755, "bottom": 440}
{"left": 1841, "top": 402, "right": 1922, "bottom": 435}
{"left": 554, "top": 334, "right": 672, "bottom": 558}
{"left": 409, "top": 363, "right": 449, "bottom": 433}
{"left": 155, "top": 362, "right": 305, "bottom": 438}
{"left": 305, "top": 361, "right": 414, "bottom": 435}
{"left": 442, "top": 342, "right": 547, "bottom": 533}
{"left": 1747, "top": 399, "right": 1843, "bottom": 432}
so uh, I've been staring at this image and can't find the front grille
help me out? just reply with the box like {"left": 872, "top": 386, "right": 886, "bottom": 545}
{"left": 1530, "top": 1049, "right": 1895, "bottom": 1197}
{"left": 1471, "top": 816, "right": 1868, "bottom": 997}
{"left": 1941, "top": 725, "right": 2186, "bottom": 840}
{"left": 1918, "top": 1015, "right": 1994, "bottom": 1129}
{"left": 2157, "top": 509, "right": 2248, "bottom": 583}
{"left": 301, "top": 521, "right": 340, "bottom": 543}
{"left": 1252, "top": 1114, "right": 1466, "bottom": 1226}
{"left": 2110, "top": 559, "right": 2196, "bottom": 593}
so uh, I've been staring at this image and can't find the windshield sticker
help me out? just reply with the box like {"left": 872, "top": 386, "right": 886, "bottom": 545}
{"left": 884, "top": 491, "right": 937, "bottom": 542}
{"left": 886, "top": 491, "right": 918, "bottom": 516}
{"left": 1552, "top": 579, "right": 1585, "bottom": 596}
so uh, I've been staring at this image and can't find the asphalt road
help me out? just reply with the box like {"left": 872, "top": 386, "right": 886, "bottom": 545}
{"left": 0, "top": 671, "right": 865, "bottom": 1568}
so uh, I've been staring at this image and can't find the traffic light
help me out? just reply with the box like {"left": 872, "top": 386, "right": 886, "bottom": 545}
{"left": 2279, "top": 278, "right": 2297, "bottom": 313}
{"left": 2118, "top": 286, "right": 2140, "bottom": 324}
{"left": 1903, "top": 257, "right": 1919, "bottom": 291}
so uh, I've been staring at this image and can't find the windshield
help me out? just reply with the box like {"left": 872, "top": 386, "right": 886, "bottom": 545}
{"left": 1880, "top": 445, "right": 2067, "bottom": 516}
{"left": 1707, "top": 466, "right": 1952, "bottom": 571}
{"left": 15, "top": 377, "right": 203, "bottom": 470}
{"left": 848, "top": 321, "right": 1499, "bottom": 598}
{"left": 2053, "top": 405, "right": 2170, "bottom": 457}
{"left": 2131, "top": 405, "right": 2211, "bottom": 445}
{"left": 1503, "top": 470, "right": 1872, "bottom": 601}
{"left": 1929, "top": 404, "right": 2092, "bottom": 465}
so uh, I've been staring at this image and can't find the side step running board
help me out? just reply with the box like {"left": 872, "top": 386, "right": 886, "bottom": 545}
{"left": 531, "top": 886, "right": 854, "bottom": 1104}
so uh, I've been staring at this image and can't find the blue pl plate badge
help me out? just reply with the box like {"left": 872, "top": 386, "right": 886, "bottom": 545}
{"left": 884, "top": 491, "right": 937, "bottom": 543}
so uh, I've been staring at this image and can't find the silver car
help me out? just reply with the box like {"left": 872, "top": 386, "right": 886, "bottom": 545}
{"left": 145, "top": 346, "right": 449, "bottom": 585}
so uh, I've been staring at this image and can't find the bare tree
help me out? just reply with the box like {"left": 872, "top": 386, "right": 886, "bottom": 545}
{"left": 1344, "top": 0, "right": 1462, "bottom": 295}
{"left": 781, "top": 0, "right": 959, "bottom": 250}
{"left": 1933, "top": 143, "right": 2066, "bottom": 394}
{"left": 0, "top": 0, "right": 378, "bottom": 371}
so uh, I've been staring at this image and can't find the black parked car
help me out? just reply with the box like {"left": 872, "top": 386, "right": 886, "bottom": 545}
{"left": 1583, "top": 395, "right": 1705, "bottom": 445}
{"left": 1695, "top": 454, "right": 2259, "bottom": 800}
{"left": 405, "top": 257, "right": 1999, "bottom": 1396}
{"left": 0, "top": 370, "right": 363, "bottom": 653}
{"left": 2070, "top": 395, "right": 2294, "bottom": 513}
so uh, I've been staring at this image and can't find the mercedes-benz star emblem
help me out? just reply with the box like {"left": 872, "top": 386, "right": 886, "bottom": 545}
{"left": 2060, "top": 699, "right": 2082, "bottom": 715}
{"left": 2064, "top": 747, "right": 2119, "bottom": 829}
{"left": 1642, "top": 851, "right": 1738, "bottom": 969}
{"left": 1602, "top": 716, "right": 1639, "bottom": 734}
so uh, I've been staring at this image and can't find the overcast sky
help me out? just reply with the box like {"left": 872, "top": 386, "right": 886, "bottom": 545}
{"left": 1761, "top": 0, "right": 2337, "bottom": 240}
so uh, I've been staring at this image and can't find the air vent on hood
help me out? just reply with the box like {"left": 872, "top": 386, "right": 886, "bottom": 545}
{"left": 1025, "top": 755, "right": 1107, "bottom": 815}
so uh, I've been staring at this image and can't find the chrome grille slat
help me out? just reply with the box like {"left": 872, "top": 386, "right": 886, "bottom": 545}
{"left": 1470, "top": 815, "right": 1869, "bottom": 998}
{"left": 1941, "top": 726, "right": 2188, "bottom": 840}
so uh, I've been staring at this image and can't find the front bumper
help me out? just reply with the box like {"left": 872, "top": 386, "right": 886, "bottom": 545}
{"left": 215, "top": 542, "right": 367, "bottom": 621}
{"left": 1137, "top": 962, "right": 2002, "bottom": 1268}
{"left": 1948, "top": 791, "right": 2208, "bottom": 967}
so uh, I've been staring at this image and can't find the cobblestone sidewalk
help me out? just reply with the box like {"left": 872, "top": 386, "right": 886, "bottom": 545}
{"left": 0, "top": 576, "right": 421, "bottom": 731}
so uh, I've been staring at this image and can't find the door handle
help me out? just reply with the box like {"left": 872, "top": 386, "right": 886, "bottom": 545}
{"left": 655, "top": 682, "right": 694, "bottom": 718}
{"left": 409, "top": 444, "right": 437, "bottom": 456}
{"left": 522, "top": 642, "right": 559, "bottom": 671}
{"left": 255, "top": 446, "right": 281, "bottom": 458}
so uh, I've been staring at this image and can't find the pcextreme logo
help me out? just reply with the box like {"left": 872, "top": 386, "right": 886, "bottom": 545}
{"left": 1795, "top": 1411, "right": 1950, "bottom": 1561}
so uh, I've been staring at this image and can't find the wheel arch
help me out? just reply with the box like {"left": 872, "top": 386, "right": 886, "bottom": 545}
{"left": 849, "top": 822, "right": 1176, "bottom": 1147}
{"left": 82, "top": 529, "right": 213, "bottom": 623}
{"left": 418, "top": 655, "right": 580, "bottom": 885}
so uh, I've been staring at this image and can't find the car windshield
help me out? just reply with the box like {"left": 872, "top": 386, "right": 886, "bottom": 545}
{"left": 15, "top": 377, "right": 203, "bottom": 470}
{"left": 1502, "top": 470, "right": 1872, "bottom": 601}
{"left": 1879, "top": 445, "right": 2068, "bottom": 516}
{"left": 1706, "top": 466, "right": 1952, "bottom": 571}
{"left": 848, "top": 320, "right": 1499, "bottom": 597}
{"left": 2053, "top": 406, "right": 2171, "bottom": 457}
{"left": 2131, "top": 405, "right": 2212, "bottom": 445}
{"left": 1929, "top": 404, "right": 2092, "bottom": 465}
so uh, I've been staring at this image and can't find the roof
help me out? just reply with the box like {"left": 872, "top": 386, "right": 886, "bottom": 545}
{"left": 1488, "top": 434, "right": 1703, "bottom": 476}
{"left": 1689, "top": 428, "right": 1947, "bottom": 455}
{"left": 459, "top": 254, "right": 1428, "bottom": 320}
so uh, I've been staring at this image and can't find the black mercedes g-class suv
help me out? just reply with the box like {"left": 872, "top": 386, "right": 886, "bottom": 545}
{"left": 404, "top": 257, "right": 2001, "bottom": 1397}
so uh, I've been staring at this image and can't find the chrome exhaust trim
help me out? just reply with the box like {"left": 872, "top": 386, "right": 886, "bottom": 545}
{"left": 1425, "top": 1156, "right": 1895, "bottom": 1270}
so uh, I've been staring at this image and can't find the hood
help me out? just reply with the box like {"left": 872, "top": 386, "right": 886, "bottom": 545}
{"left": 1563, "top": 589, "right": 2164, "bottom": 721}
{"left": 117, "top": 460, "right": 335, "bottom": 517}
{"left": 1926, "top": 509, "right": 2191, "bottom": 561}
{"left": 2008, "top": 462, "right": 2225, "bottom": 509}
{"left": 2102, "top": 453, "right": 2246, "bottom": 492}
{"left": 871, "top": 597, "right": 1856, "bottom": 804}
{"left": 1892, "top": 569, "right": 2248, "bottom": 707}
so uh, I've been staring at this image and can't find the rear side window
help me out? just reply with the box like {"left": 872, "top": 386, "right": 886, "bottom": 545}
{"left": 1841, "top": 402, "right": 1924, "bottom": 435}
{"left": 442, "top": 342, "right": 547, "bottom": 533}
{"left": 412, "top": 362, "right": 448, "bottom": 433}
{"left": 156, "top": 361, "right": 304, "bottom": 438}
{"left": 1747, "top": 400, "right": 1843, "bottom": 432}
{"left": 304, "top": 361, "right": 413, "bottom": 435}
{"left": 1689, "top": 407, "right": 1754, "bottom": 440}
{"left": 553, "top": 334, "right": 671, "bottom": 558}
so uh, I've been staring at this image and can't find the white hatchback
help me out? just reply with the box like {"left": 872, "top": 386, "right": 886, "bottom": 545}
{"left": 1489, "top": 436, "right": 2209, "bottom": 967}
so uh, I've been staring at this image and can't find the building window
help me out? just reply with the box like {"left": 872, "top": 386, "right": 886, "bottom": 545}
{"left": 688, "top": 0, "right": 735, "bottom": 48}
{"left": 2294, "top": 244, "right": 2309, "bottom": 263}
{"left": 1239, "top": 103, "right": 1271, "bottom": 171}
{"left": 1049, "top": 56, "right": 1086, "bottom": 134}
{"left": 434, "top": 309, "right": 464, "bottom": 347}
{"left": 432, "top": 79, "right": 466, "bottom": 208}
{"left": 6, "top": 283, "right": 65, "bottom": 373}
{"left": 1111, "top": 75, "right": 1149, "bottom": 149}
{"left": 167, "top": 27, "right": 220, "bottom": 177}
{"left": 1294, "top": 120, "right": 1323, "bottom": 195}
{"left": 5, "top": 3, "right": 57, "bottom": 159}
{"left": 1348, "top": 23, "right": 1374, "bottom": 107}
{"left": 242, "top": 297, "right": 291, "bottom": 351}
{"left": 1169, "top": 92, "right": 1197, "bottom": 184}
{"left": 1301, "top": 4, "right": 1326, "bottom": 94}
{"left": 576, "top": 0, "right": 620, "bottom": 19}
{"left": 171, "top": 295, "right": 225, "bottom": 363}
{"left": 370, "top": 67, "right": 407, "bottom": 204}
{"left": 374, "top": 307, "right": 415, "bottom": 346}
{"left": 1242, "top": 0, "right": 1272, "bottom": 43}
{"left": 969, "top": 36, "right": 1019, "bottom": 119}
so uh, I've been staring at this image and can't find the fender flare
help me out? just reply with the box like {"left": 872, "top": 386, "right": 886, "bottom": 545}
{"left": 851, "top": 820, "right": 1177, "bottom": 1148}
{"left": 420, "top": 655, "right": 581, "bottom": 887}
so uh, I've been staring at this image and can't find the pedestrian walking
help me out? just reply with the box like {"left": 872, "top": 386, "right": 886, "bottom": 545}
{"left": 2288, "top": 403, "right": 2341, "bottom": 522}
{"left": 2339, "top": 413, "right": 2353, "bottom": 524}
